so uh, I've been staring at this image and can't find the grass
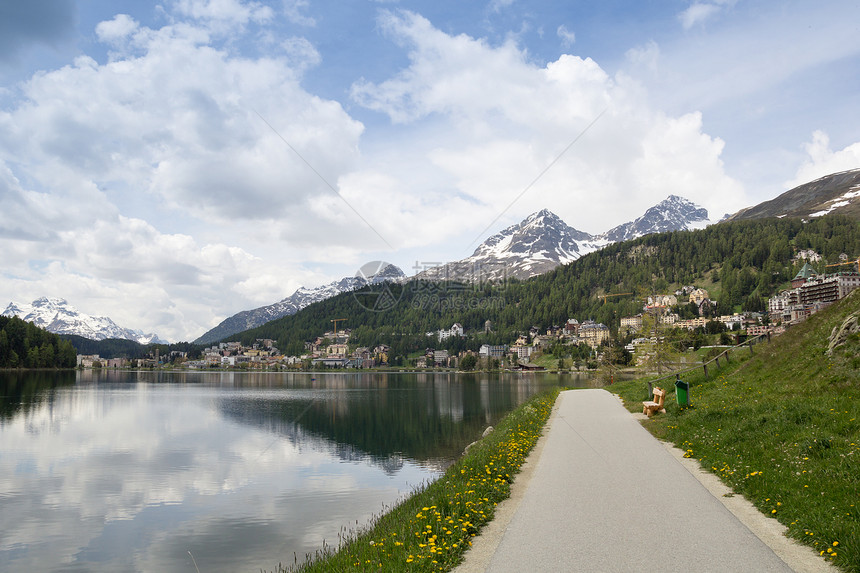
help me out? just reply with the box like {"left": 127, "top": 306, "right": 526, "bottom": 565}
{"left": 611, "top": 291, "right": 860, "bottom": 572}
{"left": 270, "top": 388, "right": 560, "bottom": 572}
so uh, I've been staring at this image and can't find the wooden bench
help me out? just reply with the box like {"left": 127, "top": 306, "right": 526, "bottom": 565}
{"left": 642, "top": 386, "right": 666, "bottom": 417}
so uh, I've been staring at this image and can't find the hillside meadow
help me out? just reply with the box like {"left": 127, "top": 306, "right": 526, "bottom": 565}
{"left": 612, "top": 290, "right": 860, "bottom": 571}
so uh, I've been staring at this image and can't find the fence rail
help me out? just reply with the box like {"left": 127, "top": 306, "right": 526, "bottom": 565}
{"left": 645, "top": 332, "right": 771, "bottom": 390}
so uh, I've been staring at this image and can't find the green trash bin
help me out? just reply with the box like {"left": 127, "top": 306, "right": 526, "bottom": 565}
{"left": 675, "top": 378, "right": 689, "bottom": 406}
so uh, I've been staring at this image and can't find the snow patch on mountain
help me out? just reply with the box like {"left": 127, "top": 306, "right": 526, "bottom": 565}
{"left": 193, "top": 263, "right": 406, "bottom": 345}
{"left": 597, "top": 195, "right": 710, "bottom": 242}
{"left": 414, "top": 209, "right": 608, "bottom": 282}
{"left": 2, "top": 297, "right": 166, "bottom": 344}
{"left": 414, "top": 197, "right": 708, "bottom": 282}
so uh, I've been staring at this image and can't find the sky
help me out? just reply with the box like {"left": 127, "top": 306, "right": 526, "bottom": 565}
{"left": 1, "top": 0, "right": 859, "bottom": 342}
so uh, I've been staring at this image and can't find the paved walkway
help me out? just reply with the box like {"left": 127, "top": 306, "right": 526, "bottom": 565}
{"left": 455, "top": 389, "right": 833, "bottom": 573}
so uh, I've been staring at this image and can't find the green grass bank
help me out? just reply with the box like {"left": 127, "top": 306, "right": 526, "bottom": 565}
{"left": 270, "top": 388, "right": 560, "bottom": 573}
{"left": 611, "top": 291, "right": 860, "bottom": 572}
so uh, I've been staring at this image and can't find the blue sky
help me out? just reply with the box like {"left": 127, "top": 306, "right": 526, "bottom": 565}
{"left": 1, "top": 0, "right": 859, "bottom": 341}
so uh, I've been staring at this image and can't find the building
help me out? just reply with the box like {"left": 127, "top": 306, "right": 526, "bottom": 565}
{"left": 479, "top": 344, "right": 507, "bottom": 359}
{"left": 76, "top": 354, "right": 100, "bottom": 367}
{"left": 578, "top": 320, "right": 610, "bottom": 348}
{"left": 620, "top": 314, "right": 643, "bottom": 332}
{"left": 647, "top": 294, "right": 677, "bottom": 307}
{"left": 675, "top": 317, "right": 709, "bottom": 330}
{"left": 791, "top": 262, "right": 818, "bottom": 288}
{"left": 719, "top": 314, "right": 745, "bottom": 331}
{"left": 563, "top": 318, "right": 580, "bottom": 335}
{"left": 798, "top": 273, "right": 860, "bottom": 305}
{"left": 511, "top": 345, "right": 534, "bottom": 360}
{"left": 688, "top": 288, "right": 710, "bottom": 305}
{"left": 768, "top": 290, "right": 799, "bottom": 315}
{"left": 438, "top": 323, "right": 465, "bottom": 341}
{"left": 326, "top": 343, "right": 349, "bottom": 358}
{"left": 659, "top": 313, "right": 678, "bottom": 325}
{"left": 794, "top": 249, "right": 822, "bottom": 263}
{"left": 312, "top": 356, "right": 349, "bottom": 368}
{"left": 433, "top": 350, "right": 450, "bottom": 366}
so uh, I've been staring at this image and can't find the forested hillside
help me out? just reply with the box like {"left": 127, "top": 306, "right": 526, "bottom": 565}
{"left": 0, "top": 316, "right": 78, "bottom": 368}
{"left": 229, "top": 216, "right": 860, "bottom": 357}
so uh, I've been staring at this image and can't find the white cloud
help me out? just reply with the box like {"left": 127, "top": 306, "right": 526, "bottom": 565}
{"left": 785, "top": 131, "right": 860, "bottom": 189}
{"left": 625, "top": 40, "right": 660, "bottom": 73}
{"left": 174, "top": 0, "right": 274, "bottom": 27}
{"left": 95, "top": 14, "right": 140, "bottom": 44}
{"left": 678, "top": 1, "right": 736, "bottom": 30}
{"left": 679, "top": 3, "right": 719, "bottom": 29}
{"left": 1, "top": 17, "right": 364, "bottom": 229}
{"left": 0, "top": 211, "right": 331, "bottom": 341}
{"left": 488, "top": 0, "right": 515, "bottom": 13}
{"left": 281, "top": 36, "right": 321, "bottom": 70}
{"left": 0, "top": 10, "right": 372, "bottom": 340}
{"left": 556, "top": 25, "right": 576, "bottom": 48}
{"left": 282, "top": 0, "right": 316, "bottom": 26}
{"left": 350, "top": 10, "right": 745, "bottom": 236}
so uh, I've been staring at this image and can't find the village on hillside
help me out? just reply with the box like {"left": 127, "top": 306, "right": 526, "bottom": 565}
{"left": 76, "top": 251, "right": 860, "bottom": 372}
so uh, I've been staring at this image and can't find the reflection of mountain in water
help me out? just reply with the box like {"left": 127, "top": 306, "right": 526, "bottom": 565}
{"left": 215, "top": 373, "right": 549, "bottom": 473}
{"left": 218, "top": 396, "right": 411, "bottom": 473}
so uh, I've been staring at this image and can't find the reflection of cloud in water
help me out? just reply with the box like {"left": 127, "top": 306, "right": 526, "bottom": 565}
{"left": 0, "top": 383, "right": 437, "bottom": 572}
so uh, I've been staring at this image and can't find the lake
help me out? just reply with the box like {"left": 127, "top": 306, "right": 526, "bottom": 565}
{"left": 0, "top": 369, "right": 591, "bottom": 572}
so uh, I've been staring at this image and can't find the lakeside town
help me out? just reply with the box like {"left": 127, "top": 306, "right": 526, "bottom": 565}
{"left": 76, "top": 250, "right": 860, "bottom": 373}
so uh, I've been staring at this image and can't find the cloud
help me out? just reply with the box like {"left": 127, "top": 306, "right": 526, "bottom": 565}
{"left": 0, "top": 0, "right": 77, "bottom": 63}
{"left": 556, "top": 25, "right": 576, "bottom": 48}
{"left": 785, "top": 131, "right": 860, "bottom": 189}
{"left": 0, "top": 4, "right": 392, "bottom": 340}
{"left": 2, "top": 3, "right": 772, "bottom": 341}
{"left": 678, "top": 1, "right": 736, "bottom": 30}
{"left": 488, "top": 0, "right": 515, "bottom": 13}
{"left": 625, "top": 40, "right": 660, "bottom": 73}
{"left": 1, "top": 16, "right": 364, "bottom": 228}
{"left": 95, "top": 14, "right": 140, "bottom": 44}
{"left": 0, "top": 205, "right": 328, "bottom": 341}
{"left": 349, "top": 10, "right": 745, "bottom": 237}
{"left": 173, "top": 0, "right": 274, "bottom": 27}
{"left": 281, "top": 36, "right": 321, "bottom": 71}
{"left": 282, "top": 0, "right": 316, "bottom": 26}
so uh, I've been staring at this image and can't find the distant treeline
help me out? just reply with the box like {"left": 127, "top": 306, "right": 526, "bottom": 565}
{"left": 0, "top": 316, "right": 77, "bottom": 368}
{"left": 63, "top": 335, "right": 203, "bottom": 361}
{"left": 227, "top": 215, "right": 860, "bottom": 356}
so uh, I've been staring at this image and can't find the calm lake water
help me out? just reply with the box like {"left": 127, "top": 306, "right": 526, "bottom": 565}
{"left": 0, "top": 370, "right": 591, "bottom": 572}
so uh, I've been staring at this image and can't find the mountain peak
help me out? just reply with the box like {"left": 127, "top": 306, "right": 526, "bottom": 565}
{"left": 599, "top": 195, "right": 709, "bottom": 242}
{"left": 32, "top": 296, "right": 69, "bottom": 307}
{"left": 727, "top": 168, "right": 860, "bottom": 222}
{"left": 2, "top": 298, "right": 165, "bottom": 344}
{"left": 194, "top": 263, "right": 406, "bottom": 344}
{"left": 410, "top": 209, "right": 604, "bottom": 282}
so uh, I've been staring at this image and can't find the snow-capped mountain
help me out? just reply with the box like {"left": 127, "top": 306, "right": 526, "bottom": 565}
{"left": 197, "top": 198, "right": 708, "bottom": 341}
{"left": 415, "top": 209, "right": 608, "bottom": 282}
{"left": 727, "top": 168, "right": 860, "bottom": 222}
{"left": 2, "top": 297, "right": 165, "bottom": 344}
{"left": 597, "top": 195, "right": 710, "bottom": 242}
{"left": 416, "top": 197, "right": 710, "bottom": 282}
{"left": 194, "top": 263, "right": 405, "bottom": 345}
